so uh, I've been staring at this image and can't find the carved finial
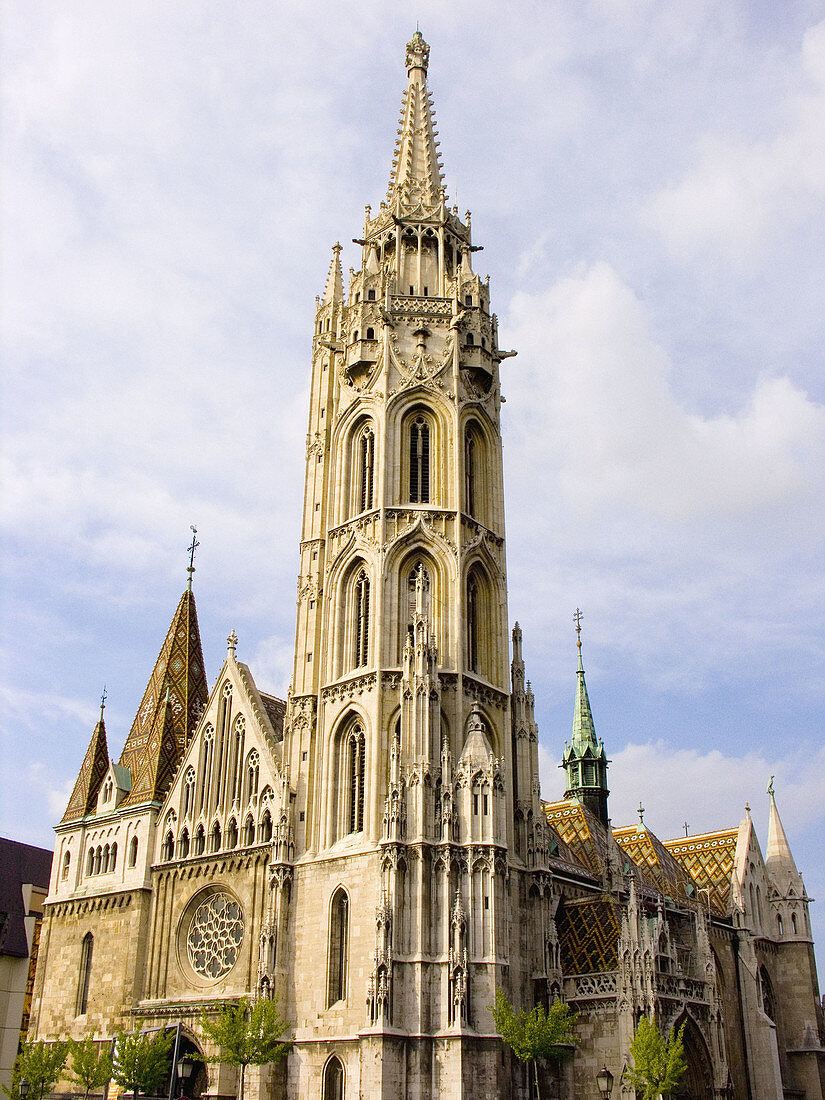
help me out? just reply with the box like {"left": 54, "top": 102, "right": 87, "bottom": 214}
{"left": 227, "top": 629, "right": 238, "bottom": 657}
{"left": 684, "top": 821, "right": 690, "bottom": 837}
{"left": 99, "top": 684, "right": 107, "bottom": 720}
{"left": 186, "top": 525, "right": 199, "bottom": 591}
{"left": 745, "top": 801, "right": 751, "bottom": 815}
{"left": 637, "top": 802, "right": 645, "bottom": 827}
{"left": 767, "top": 775, "right": 775, "bottom": 797}
{"left": 405, "top": 30, "right": 429, "bottom": 75}
{"left": 332, "top": 241, "right": 342, "bottom": 255}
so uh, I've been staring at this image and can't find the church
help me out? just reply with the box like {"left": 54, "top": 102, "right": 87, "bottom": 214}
{"left": 30, "top": 32, "right": 824, "bottom": 1100}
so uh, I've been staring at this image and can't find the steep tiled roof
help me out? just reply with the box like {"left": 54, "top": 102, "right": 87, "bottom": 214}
{"left": 614, "top": 825, "right": 698, "bottom": 905}
{"left": 119, "top": 588, "right": 208, "bottom": 806}
{"left": 663, "top": 829, "right": 738, "bottom": 915}
{"left": 60, "top": 715, "right": 109, "bottom": 824}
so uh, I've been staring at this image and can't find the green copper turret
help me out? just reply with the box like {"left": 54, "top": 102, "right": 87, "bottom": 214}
{"left": 561, "top": 610, "right": 610, "bottom": 827}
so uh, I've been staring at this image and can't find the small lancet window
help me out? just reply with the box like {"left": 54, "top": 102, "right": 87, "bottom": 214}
{"left": 367, "top": 288, "right": 376, "bottom": 301}
{"left": 76, "top": 932, "right": 93, "bottom": 1016}
{"left": 323, "top": 1056, "right": 344, "bottom": 1100}
{"left": 366, "top": 327, "right": 375, "bottom": 340}
{"left": 128, "top": 836, "right": 138, "bottom": 867}
{"left": 409, "top": 416, "right": 430, "bottom": 503}
{"left": 62, "top": 851, "right": 71, "bottom": 880}
{"left": 327, "top": 889, "right": 349, "bottom": 1006}
{"left": 354, "top": 570, "right": 370, "bottom": 668}
{"left": 466, "top": 332, "right": 474, "bottom": 345}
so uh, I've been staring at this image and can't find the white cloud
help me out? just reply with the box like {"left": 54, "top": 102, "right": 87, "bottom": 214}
{"left": 539, "top": 738, "right": 825, "bottom": 845}
{"left": 646, "top": 18, "right": 825, "bottom": 265}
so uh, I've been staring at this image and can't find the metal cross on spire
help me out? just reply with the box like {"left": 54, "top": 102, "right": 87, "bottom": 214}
{"left": 574, "top": 608, "right": 583, "bottom": 652}
{"left": 100, "top": 684, "right": 107, "bottom": 720}
{"left": 637, "top": 801, "right": 645, "bottom": 826}
{"left": 187, "top": 525, "right": 199, "bottom": 591}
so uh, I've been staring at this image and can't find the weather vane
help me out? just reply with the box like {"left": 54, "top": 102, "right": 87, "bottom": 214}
{"left": 187, "top": 525, "right": 199, "bottom": 590}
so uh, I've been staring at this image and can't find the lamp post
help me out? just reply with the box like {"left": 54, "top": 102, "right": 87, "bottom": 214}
{"left": 18, "top": 1081, "right": 29, "bottom": 1100}
{"left": 176, "top": 1058, "right": 193, "bottom": 1098}
{"left": 596, "top": 1065, "right": 614, "bottom": 1098}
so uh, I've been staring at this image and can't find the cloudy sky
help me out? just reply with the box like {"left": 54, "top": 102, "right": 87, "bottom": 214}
{"left": 2, "top": 1, "right": 824, "bottom": 971}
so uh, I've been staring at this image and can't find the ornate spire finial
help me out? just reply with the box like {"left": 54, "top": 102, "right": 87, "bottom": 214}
{"left": 767, "top": 775, "right": 775, "bottom": 797}
{"left": 574, "top": 607, "right": 583, "bottom": 649}
{"left": 187, "top": 525, "right": 199, "bottom": 590}
{"left": 227, "top": 629, "right": 238, "bottom": 657}
{"left": 405, "top": 30, "right": 429, "bottom": 75}
{"left": 99, "top": 684, "right": 107, "bottom": 720}
{"left": 637, "top": 801, "right": 645, "bottom": 827}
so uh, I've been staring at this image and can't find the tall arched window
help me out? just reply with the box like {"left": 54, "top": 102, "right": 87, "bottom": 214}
{"left": 464, "top": 429, "right": 476, "bottom": 516}
{"left": 76, "top": 933, "right": 93, "bottom": 1015}
{"left": 353, "top": 570, "right": 370, "bottom": 668}
{"left": 128, "top": 836, "right": 138, "bottom": 867}
{"left": 467, "top": 574, "right": 480, "bottom": 673}
{"left": 346, "top": 725, "right": 366, "bottom": 834}
{"left": 194, "top": 825, "right": 205, "bottom": 855}
{"left": 243, "top": 814, "right": 255, "bottom": 846}
{"left": 162, "top": 832, "right": 174, "bottom": 861}
{"left": 259, "top": 809, "right": 272, "bottom": 843}
{"left": 178, "top": 829, "right": 190, "bottom": 858}
{"left": 358, "top": 427, "right": 375, "bottom": 513}
{"left": 62, "top": 851, "right": 71, "bottom": 880}
{"left": 109, "top": 842, "right": 117, "bottom": 871}
{"left": 86, "top": 848, "right": 95, "bottom": 876}
{"left": 409, "top": 416, "right": 430, "bottom": 503}
{"left": 210, "top": 821, "right": 222, "bottom": 853}
{"left": 327, "top": 889, "right": 349, "bottom": 1006}
{"left": 323, "top": 1056, "right": 345, "bottom": 1100}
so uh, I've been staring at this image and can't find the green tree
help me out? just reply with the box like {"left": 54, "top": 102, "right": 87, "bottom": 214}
{"left": 490, "top": 988, "right": 578, "bottom": 1100}
{"left": 198, "top": 997, "right": 290, "bottom": 1100}
{"left": 2, "top": 1040, "right": 69, "bottom": 1100}
{"left": 623, "top": 1015, "right": 687, "bottom": 1100}
{"left": 66, "top": 1037, "right": 113, "bottom": 1100}
{"left": 111, "top": 1030, "right": 173, "bottom": 1100}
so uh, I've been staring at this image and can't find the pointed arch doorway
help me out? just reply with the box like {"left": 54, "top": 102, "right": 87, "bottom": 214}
{"left": 673, "top": 1014, "right": 714, "bottom": 1100}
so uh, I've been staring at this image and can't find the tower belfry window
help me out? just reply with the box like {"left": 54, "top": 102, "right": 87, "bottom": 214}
{"left": 467, "top": 576, "right": 479, "bottom": 673}
{"left": 354, "top": 570, "right": 370, "bottom": 667}
{"left": 358, "top": 428, "right": 375, "bottom": 513}
{"left": 409, "top": 417, "right": 430, "bottom": 503}
{"left": 464, "top": 430, "right": 475, "bottom": 516}
{"left": 346, "top": 724, "right": 366, "bottom": 834}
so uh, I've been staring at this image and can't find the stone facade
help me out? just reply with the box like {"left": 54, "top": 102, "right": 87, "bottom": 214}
{"left": 30, "top": 30, "right": 824, "bottom": 1100}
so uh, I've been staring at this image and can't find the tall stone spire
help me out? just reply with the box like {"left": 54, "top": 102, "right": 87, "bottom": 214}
{"left": 766, "top": 778, "right": 799, "bottom": 876}
{"left": 60, "top": 706, "right": 110, "bottom": 823}
{"left": 118, "top": 586, "right": 208, "bottom": 807}
{"left": 322, "top": 242, "right": 344, "bottom": 305}
{"left": 561, "top": 610, "right": 610, "bottom": 827}
{"left": 571, "top": 611, "right": 597, "bottom": 752}
{"left": 386, "top": 31, "right": 445, "bottom": 212}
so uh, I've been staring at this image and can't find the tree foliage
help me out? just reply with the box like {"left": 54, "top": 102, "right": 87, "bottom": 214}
{"left": 198, "top": 997, "right": 290, "bottom": 1100}
{"left": 490, "top": 989, "right": 578, "bottom": 1100}
{"left": 66, "top": 1037, "right": 112, "bottom": 1100}
{"left": 111, "top": 1030, "right": 173, "bottom": 1100}
{"left": 2, "top": 1040, "right": 69, "bottom": 1100}
{"left": 624, "top": 1016, "right": 687, "bottom": 1100}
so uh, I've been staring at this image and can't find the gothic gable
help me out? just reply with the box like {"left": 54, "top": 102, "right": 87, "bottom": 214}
{"left": 155, "top": 643, "right": 286, "bottom": 865}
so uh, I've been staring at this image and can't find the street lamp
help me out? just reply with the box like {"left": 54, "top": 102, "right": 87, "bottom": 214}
{"left": 18, "top": 1081, "right": 29, "bottom": 1100}
{"left": 596, "top": 1065, "right": 614, "bottom": 1097}
{"left": 176, "top": 1058, "right": 193, "bottom": 1097}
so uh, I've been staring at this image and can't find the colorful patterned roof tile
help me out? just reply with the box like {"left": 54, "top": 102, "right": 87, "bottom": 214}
{"left": 663, "top": 829, "right": 738, "bottom": 915}
{"left": 118, "top": 588, "right": 208, "bottom": 807}
{"left": 61, "top": 716, "right": 109, "bottom": 824}
{"left": 543, "top": 799, "right": 607, "bottom": 877}
{"left": 558, "top": 896, "right": 622, "bottom": 974}
{"left": 613, "top": 825, "right": 698, "bottom": 905}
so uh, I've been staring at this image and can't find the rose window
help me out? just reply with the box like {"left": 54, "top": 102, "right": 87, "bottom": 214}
{"left": 187, "top": 892, "right": 244, "bottom": 978}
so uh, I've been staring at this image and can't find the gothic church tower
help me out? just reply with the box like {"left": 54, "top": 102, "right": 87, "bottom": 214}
{"left": 279, "top": 31, "right": 549, "bottom": 1098}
